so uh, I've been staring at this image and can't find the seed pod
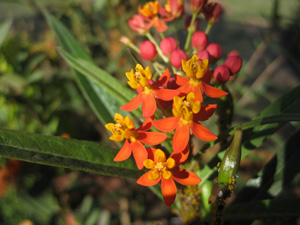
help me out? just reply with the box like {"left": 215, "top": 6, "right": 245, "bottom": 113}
{"left": 217, "top": 127, "right": 242, "bottom": 185}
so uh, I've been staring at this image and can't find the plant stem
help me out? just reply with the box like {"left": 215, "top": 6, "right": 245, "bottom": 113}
{"left": 184, "top": 12, "right": 197, "bottom": 51}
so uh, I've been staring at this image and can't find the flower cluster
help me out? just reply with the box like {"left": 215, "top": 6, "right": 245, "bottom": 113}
{"left": 106, "top": 0, "right": 242, "bottom": 206}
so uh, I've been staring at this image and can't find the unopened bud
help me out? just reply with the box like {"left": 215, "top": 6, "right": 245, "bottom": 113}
{"left": 197, "top": 49, "right": 210, "bottom": 62}
{"left": 190, "top": 0, "right": 207, "bottom": 13}
{"left": 139, "top": 40, "right": 157, "bottom": 60}
{"left": 170, "top": 49, "right": 188, "bottom": 69}
{"left": 204, "top": 3, "right": 222, "bottom": 24}
{"left": 160, "top": 37, "right": 178, "bottom": 57}
{"left": 191, "top": 31, "right": 208, "bottom": 50}
{"left": 213, "top": 65, "right": 230, "bottom": 83}
{"left": 206, "top": 43, "right": 222, "bottom": 62}
{"left": 225, "top": 56, "right": 242, "bottom": 75}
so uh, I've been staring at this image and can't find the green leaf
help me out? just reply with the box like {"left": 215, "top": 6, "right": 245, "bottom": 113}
{"left": 0, "top": 128, "right": 142, "bottom": 179}
{"left": 43, "top": 11, "right": 125, "bottom": 125}
{"left": 58, "top": 48, "right": 137, "bottom": 108}
{"left": 0, "top": 20, "right": 12, "bottom": 47}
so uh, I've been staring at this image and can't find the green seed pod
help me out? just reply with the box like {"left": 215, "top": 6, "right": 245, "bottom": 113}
{"left": 217, "top": 127, "right": 242, "bottom": 185}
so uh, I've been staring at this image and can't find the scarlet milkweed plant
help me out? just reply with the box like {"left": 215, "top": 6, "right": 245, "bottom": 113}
{"left": 2, "top": 0, "right": 299, "bottom": 224}
{"left": 106, "top": 0, "right": 244, "bottom": 216}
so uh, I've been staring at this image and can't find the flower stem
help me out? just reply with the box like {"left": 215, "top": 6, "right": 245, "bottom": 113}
{"left": 146, "top": 32, "right": 169, "bottom": 63}
{"left": 184, "top": 12, "right": 197, "bottom": 52}
{"left": 205, "top": 22, "right": 213, "bottom": 34}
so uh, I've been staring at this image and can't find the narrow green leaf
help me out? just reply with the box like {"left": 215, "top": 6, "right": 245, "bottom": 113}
{"left": 43, "top": 11, "right": 124, "bottom": 125}
{"left": 0, "top": 20, "right": 12, "bottom": 47}
{"left": 0, "top": 128, "right": 142, "bottom": 179}
{"left": 58, "top": 48, "right": 137, "bottom": 106}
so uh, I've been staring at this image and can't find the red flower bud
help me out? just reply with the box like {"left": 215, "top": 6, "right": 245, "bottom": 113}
{"left": 225, "top": 56, "right": 242, "bottom": 74}
{"left": 160, "top": 37, "right": 178, "bottom": 57}
{"left": 139, "top": 41, "right": 157, "bottom": 60}
{"left": 206, "top": 43, "right": 222, "bottom": 62}
{"left": 170, "top": 49, "right": 188, "bottom": 69}
{"left": 191, "top": 31, "right": 208, "bottom": 50}
{"left": 197, "top": 49, "right": 210, "bottom": 62}
{"left": 190, "top": 0, "right": 207, "bottom": 12}
{"left": 184, "top": 16, "right": 200, "bottom": 31}
{"left": 213, "top": 65, "right": 230, "bottom": 83}
{"left": 227, "top": 50, "right": 240, "bottom": 57}
{"left": 204, "top": 3, "right": 222, "bottom": 24}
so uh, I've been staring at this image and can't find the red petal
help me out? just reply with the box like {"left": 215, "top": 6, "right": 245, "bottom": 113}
{"left": 202, "top": 70, "right": 212, "bottom": 83}
{"left": 137, "top": 170, "right": 161, "bottom": 186}
{"left": 201, "top": 82, "right": 227, "bottom": 98}
{"left": 172, "top": 168, "right": 201, "bottom": 185}
{"left": 142, "top": 93, "right": 156, "bottom": 118}
{"left": 161, "top": 178, "right": 177, "bottom": 206}
{"left": 175, "top": 74, "right": 189, "bottom": 86}
{"left": 170, "top": 145, "right": 190, "bottom": 166}
{"left": 137, "top": 117, "right": 154, "bottom": 131}
{"left": 114, "top": 139, "right": 132, "bottom": 162}
{"left": 154, "top": 117, "right": 179, "bottom": 132}
{"left": 152, "top": 88, "right": 179, "bottom": 101}
{"left": 138, "top": 131, "right": 167, "bottom": 145}
{"left": 152, "top": 68, "right": 170, "bottom": 87}
{"left": 190, "top": 122, "right": 218, "bottom": 141}
{"left": 172, "top": 123, "right": 190, "bottom": 153}
{"left": 120, "top": 93, "right": 143, "bottom": 111}
{"left": 131, "top": 141, "right": 148, "bottom": 169}
{"left": 194, "top": 104, "right": 217, "bottom": 121}
{"left": 146, "top": 147, "right": 156, "bottom": 161}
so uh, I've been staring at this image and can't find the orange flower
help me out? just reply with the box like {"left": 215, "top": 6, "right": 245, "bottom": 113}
{"left": 137, "top": 147, "right": 200, "bottom": 206}
{"left": 176, "top": 55, "right": 227, "bottom": 102}
{"left": 154, "top": 92, "right": 217, "bottom": 152}
{"left": 137, "top": 1, "right": 172, "bottom": 32}
{"left": 105, "top": 113, "right": 167, "bottom": 169}
{"left": 120, "top": 65, "right": 179, "bottom": 118}
{"left": 160, "top": 0, "right": 184, "bottom": 19}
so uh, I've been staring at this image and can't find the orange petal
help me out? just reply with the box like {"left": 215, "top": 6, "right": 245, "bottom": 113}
{"left": 170, "top": 145, "right": 190, "bottom": 166}
{"left": 152, "top": 88, "right": 180, "bottom": 101}
{"left": 137, "top": 170, "right": 161, "bottom": 186}
{"left": 161, "top": 178, "right": 177, "bottom": 206}
{"left": 138, "top": 131, "right": 167, "bottom": 145}
{"left": 201, "top": 82, "right": 227, "bottom": 98}
{"left": 172, "top": 168, "right": 201, "bottom": 185}
{"left": 190, "top": 122, "right": 218, "bottom": 141}
{"left": 177, "top": 82, "right": 191, "bottom": 95}
{"left": 153, "top": 18, "right": 168, "bottom": 32}
{"left": 114, "top": 140, "right": 132, "bottom": 162}
{"left": 194, "top": 104, "right": 217, "bottom": 121}
{"left": 172, "top": 123, "right": 190, "bottom": 153}
{"left": 131, "top": 141, "right": 148, "bottom": 169}
{"left": 175, "top": 74, "right": 189, "bottom": 86}
{"left": 152, "top": 68, "right": 170, "bottom": 87}
{"left": 154, "top": 117, "right": 179, "bottom": 132}
{"left": 142, "top": 93, "right": 156, "bottom": 118}
{"left": 191, "top": 85, "right": 203, "bottom": 102}
{"left": 120, "top": 93, "right": 143, "bottom": 111}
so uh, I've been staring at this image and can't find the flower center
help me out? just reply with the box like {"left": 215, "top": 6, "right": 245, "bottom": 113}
{"left": 155, "top": 162, "right": 165, "bottom": 171}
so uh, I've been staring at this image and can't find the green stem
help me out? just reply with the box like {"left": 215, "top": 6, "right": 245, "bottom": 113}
{"left": 146, "top": 32, "right": 169, "bottom": 63}
{"left": 205, "top": 22, "right": 213, "bottom": 34}
{"left": 184, "top": 12, "right": 198, "bottom": 52}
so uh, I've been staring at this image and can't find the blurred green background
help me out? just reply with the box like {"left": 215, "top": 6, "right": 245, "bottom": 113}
{"left": 0, "top": 0, "right": 299, "bottom": 224}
